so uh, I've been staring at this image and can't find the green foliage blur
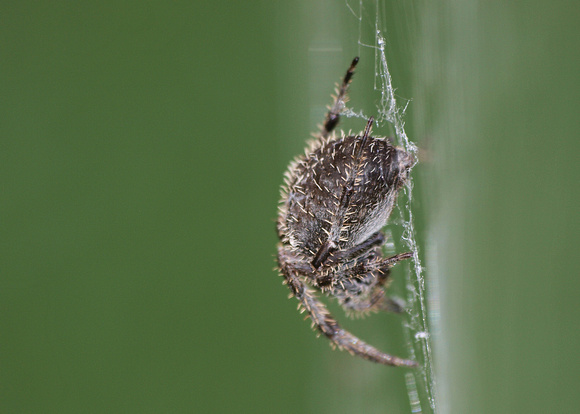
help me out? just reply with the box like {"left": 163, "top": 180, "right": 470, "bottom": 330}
{"left": 1, "top": 1, "right": 578, "bottom": 413}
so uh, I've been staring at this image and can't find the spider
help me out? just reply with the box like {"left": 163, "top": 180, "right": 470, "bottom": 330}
{"left": 276, "top": 57, "right": 418, "bottom": 367}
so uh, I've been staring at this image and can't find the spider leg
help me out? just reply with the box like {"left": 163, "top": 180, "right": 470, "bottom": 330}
{"left": 278, "top": 246, "right": 417, "bottom": 367}
{"left": 339, "top": 282, "right": 407, "bottom": 315}
{"left": 334, "top": 250, "right": 413, "bottom": 315}
{"left": 377, "top": 252, "right": 413, "bottom": 313}
{"left": 319, "top": 57, "right": 359, "bottom": 140}
{"left": 328, "top": 231, "right": 385, "bottom": 264}
{"left": 320, "top": 232, "right": 409, "bottom": 278}
{"left": 374, "top": 251, "right": 413, "bottom": 313}
{"left": 380, "top": 296, "right": 407, "bottom": 313}
{"left": 381, "top": 251, "right": 414, "bottom": 268}
{"left": 314, "top": 231, "right": 385, "bottom": 285}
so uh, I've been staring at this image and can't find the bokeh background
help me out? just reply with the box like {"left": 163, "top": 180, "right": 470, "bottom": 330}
{"left": 2, "top": 1, "right": 578, "bottom": 413}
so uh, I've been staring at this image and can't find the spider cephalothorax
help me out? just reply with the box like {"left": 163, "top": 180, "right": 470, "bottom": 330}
{"left": 276, "top": 57, "right": 417, "bottom": 367}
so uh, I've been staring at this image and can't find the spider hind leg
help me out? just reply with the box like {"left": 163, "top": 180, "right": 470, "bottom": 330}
{"left": 278, "top": 245, "right": 417, "bottom": 367}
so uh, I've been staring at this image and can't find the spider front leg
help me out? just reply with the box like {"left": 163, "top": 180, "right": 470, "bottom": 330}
{"left": 278, "top": 245, "right": 417, "bottom": 367}
{"left": 319, "top": 57, "right": 359, "bottom": 140}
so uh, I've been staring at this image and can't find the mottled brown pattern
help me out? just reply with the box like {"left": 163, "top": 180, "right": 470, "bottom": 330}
{"left": 276, "top": 58, "right": 418, "bottom": 367}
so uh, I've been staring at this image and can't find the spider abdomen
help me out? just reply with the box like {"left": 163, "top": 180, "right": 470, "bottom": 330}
{"left": 278, "top": 135, "right": 413, "bottom": 258}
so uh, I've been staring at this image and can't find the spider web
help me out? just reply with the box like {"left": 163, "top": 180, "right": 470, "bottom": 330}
{"left": 344, "top": 2, "right": 438, "bottom": 413}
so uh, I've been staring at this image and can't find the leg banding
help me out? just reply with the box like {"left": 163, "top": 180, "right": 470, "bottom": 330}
{"left": 279, "top": 247, "right": 417, "bottom": 367}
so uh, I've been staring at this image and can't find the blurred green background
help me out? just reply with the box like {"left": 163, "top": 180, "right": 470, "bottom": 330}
{"left": 1, "top": 1, "right": 578, "bottom": 413}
